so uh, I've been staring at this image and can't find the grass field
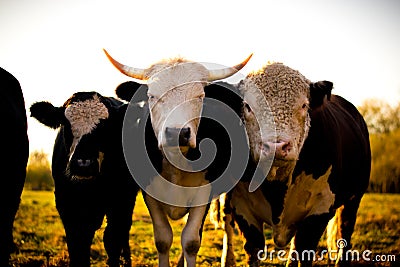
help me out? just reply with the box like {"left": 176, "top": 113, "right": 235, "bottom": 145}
{"left": 9, "top": 191, "right": 400, "bottom": 266}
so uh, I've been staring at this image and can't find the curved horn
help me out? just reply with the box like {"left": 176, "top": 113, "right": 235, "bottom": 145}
{"left": 103, "top": 49, "right": 146, "bottom": 80}
{"left": 208, "top": 53, "right": 253, "bottom": 82}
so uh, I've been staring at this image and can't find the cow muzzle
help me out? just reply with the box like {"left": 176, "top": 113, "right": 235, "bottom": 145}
{"left": 163, "top": 127, "right": 194, "bottom": 148}
{"left": 261, "top": 140, "right": 297, "bottom": 161}
{"left": 68, "top": 157, "right": 100, "bottom": 181}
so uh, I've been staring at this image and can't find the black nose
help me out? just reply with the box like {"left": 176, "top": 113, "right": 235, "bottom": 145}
{"left": 77, "top": 159, "right": 92, "bottom": 167}
{"left": 69, "top": 158, "right": 98, "bottom": 177}
{"left": 165, "top": 127, "right": 191, "bottom": 146}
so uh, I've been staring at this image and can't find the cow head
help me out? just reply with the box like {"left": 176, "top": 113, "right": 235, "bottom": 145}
{"left": 239, "top": 63, "right": 333, "bottom": 181}
{"left": 104, "top": 49, "right": 251, "bottom": 155}
{"left": 30, "top": 92, "right": 117, "bottom": 181}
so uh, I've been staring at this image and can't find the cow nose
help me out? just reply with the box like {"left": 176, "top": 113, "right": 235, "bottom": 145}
{"left": 275, "top": 141, "right": 293, "bottom": 159}
{"left": 76, "top": 159, "right": 92, "bottom": 167}
{"left": 262, "top": 141, "right": 294, "bottom": 160}
{"left": 261, "top": 142, "right": 275, "bottom": 158}
{"left": 165, "top": 127, "right": 191, "bottom": 147}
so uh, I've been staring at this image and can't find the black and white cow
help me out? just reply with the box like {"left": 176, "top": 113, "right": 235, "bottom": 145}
{"left": 105, "top": 50, "right": 251, "bottom": 267}
{"left": 30, "top": 91, "right": 140, "bottom": 267}
{"left": 0, "top": 67, "right": 29, "bottom": 266}
{"left": 214, "top": 63, "right": 371, "bottom": 267}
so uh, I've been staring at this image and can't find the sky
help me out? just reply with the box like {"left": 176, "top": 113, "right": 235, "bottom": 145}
{"left": 1, "top": 0, "right": 399, "bottom": 158}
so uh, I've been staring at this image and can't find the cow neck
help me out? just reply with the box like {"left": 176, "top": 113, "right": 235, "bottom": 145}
{"left": 160, "top": 147, "right": 207, "bottom": 187}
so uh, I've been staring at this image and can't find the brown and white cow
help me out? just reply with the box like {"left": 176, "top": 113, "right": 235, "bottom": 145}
{"left": 217, "top": 62, "right": 371, "bottom": 267}
{"left": 104, "top": 50, "right": 251, "bottom": 267}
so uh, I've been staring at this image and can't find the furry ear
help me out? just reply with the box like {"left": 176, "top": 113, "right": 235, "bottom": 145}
{"left": 115, "top": 81, "right": 147, "bottom": 102}
{"left": 310, "top": 80, "right": 333, "bottom": 109}
{"left": 30, "top": 101, "right": 65, "bottom": 129}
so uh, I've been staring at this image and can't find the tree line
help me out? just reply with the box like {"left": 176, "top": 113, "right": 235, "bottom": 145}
{"left": 25, "top": 99, "right": 400, "bottom": 193}
{"left": 359, "top": 99, "right": 400, "bottom": 193}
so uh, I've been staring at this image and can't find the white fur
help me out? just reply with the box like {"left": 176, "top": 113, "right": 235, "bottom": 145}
{"left": 146, "top": 61, "right": 208, "bottom": 149}
{"left": 64, "top": 94, "right": 109, "bottom": 158}
{"left": 144, "top": 156, "right": 210, "bottom": 267}
{"left": 273, "top": 167, "right": 335, "bottom": 246}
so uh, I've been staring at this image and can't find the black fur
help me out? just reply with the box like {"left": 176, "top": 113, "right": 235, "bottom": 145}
{"left": 115, "top": 81, "right": 147, "bottom": 102}
{"left": 30, "top": 101, "right": 66, "bottom": 129}
{"left": 0, "top": 67, "right": 29, "bottom": 266}
{"left": 309, "top": 80, "right": 333, "bottom": 109}
{"left": 31, "top": 91, "right": 139, "bottom": 267}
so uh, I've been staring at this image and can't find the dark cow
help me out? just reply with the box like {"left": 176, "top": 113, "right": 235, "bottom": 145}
{"left": 30, "top": 91, "right": 140, "bottom": 267}
{"left": 216, "top": 63, "right": 371, "bottom": 267}
{"left": 0, "top": 67, "right": 29, "bottom": 266}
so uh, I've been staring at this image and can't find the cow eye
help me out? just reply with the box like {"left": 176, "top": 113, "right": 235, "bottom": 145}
{"left": 302, "top": 103, "right": 309, "bottom": 109}
{"left": 244, "top": 102, "right": 252, "bottom": 113}
{"left": 148, "top": 95, "right": 158, "bottom": 101}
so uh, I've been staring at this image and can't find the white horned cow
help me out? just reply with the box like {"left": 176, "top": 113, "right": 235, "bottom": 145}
{"left": 214, "top": 62, "right": 371, "bottom": 267}
{"left": 104, "top": 49, "right": 252, "bottom": 267}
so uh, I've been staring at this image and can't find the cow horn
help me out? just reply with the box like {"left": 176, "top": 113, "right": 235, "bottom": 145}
{"left": 103, "top": 49, "right": 146, "bottom": 80}
{"left": 207, "top": 53, "right": 253, "bottom": 82}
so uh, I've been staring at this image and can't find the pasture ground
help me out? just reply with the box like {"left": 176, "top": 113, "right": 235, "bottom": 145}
{"left": 9, "top": 191, "right": 400, "bottom": 266}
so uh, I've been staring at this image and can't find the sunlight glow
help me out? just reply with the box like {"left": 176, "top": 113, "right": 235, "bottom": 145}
{"left": 1, "top": 0, "right": 399, "bottom": 156}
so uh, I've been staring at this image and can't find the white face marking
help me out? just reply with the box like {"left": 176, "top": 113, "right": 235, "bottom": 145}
{"left": 146, "top": 62, "right": 208, "bottom": 149}
{"left": 64, "top": 94, "right": 109, "bottom": 158}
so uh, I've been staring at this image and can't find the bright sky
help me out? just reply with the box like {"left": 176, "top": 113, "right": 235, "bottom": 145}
{"left": 1, "top": 0, "right": 399, "bottom": 157}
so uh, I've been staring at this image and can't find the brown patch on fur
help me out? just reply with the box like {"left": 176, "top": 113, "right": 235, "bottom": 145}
{"left": 184, "top": 240, "right": 200, "bottom": 256}
{"left": 155, "top": 241, "right": 170, "bottom": 254}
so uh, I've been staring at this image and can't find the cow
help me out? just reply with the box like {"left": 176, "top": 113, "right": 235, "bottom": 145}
{"left": 0, "top": 67, "right": 29, "bottom": 266}
{"left": 104, "top": 49, "right": 252, "bottom": 267}
{"left": 216, "top": 62, "right": 371, "bottom": 267}
{"left": 30, "top": 91, "right": 140, "bottom": 267}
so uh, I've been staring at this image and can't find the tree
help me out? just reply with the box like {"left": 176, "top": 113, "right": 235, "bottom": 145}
{"left": 25, "top": 150, "right": 53, "bottom": 190}
{"left": 359, "top": 99, "right": 400, "bottom": 193}
{"left": 359, "top": 99, "right": 400, "bottom": 134}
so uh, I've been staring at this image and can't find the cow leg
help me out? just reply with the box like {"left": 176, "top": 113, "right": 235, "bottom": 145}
{"left": 65, "top": 210, "right": 104, "bottom": 267}
{"left": 287, "top": 213, "right": 332, "bottom": 267}
{"left": 64, "top": 226, "right": 96, "bottom": 267}
{"left": 0, "top": 199, "right": 20, "bottom": 266}
{"left": 104, "top": 206, "right": 134, "bottom": 267}
{"left": 0, "top": 197, "right": 21, "bottom": 266}
{"left": 233, "top": 213, "right": 264, "bottom": 267}
{"left": 180, "top": 205, "right": 208, "bottom": 267}
{"left": 56, "top": 192, "right": 105, "bottom": 267}
{"left": 326, "top": 195, "right": 363, "bottom": 267}
{"left": 0, "top": 169, "right": 25, "bottom": 266}
{"left": 104, "top": 189, "right": 137, "bottom": 267}
{"left": 230, "top": 184, "right": 269, "bottom": 267}
{"left": 220, "top": 193, "right": 236, "bottom": 267}
{"left": 121, "top": 239, "right": 132, "bottom": 267}
{"left": 144, "top": 195, "right": 173, "bottom": 267}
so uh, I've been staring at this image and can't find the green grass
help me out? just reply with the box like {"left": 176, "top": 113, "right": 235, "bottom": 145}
{"left": 10, "top": 192, "right": 400, "bottom": 266}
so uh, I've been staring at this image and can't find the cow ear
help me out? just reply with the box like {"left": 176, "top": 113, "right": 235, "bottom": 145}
{"left": 115, "top": 81, "right": 148, "bottom": 102}
{"left": 30, "top": 101, "right": 65, "bottom": 129}
{"left": 204, "top": 82, "right": 243, "bottom": 115}
{"left": 310, "top": 80, "right": 333, "bottom": 109}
